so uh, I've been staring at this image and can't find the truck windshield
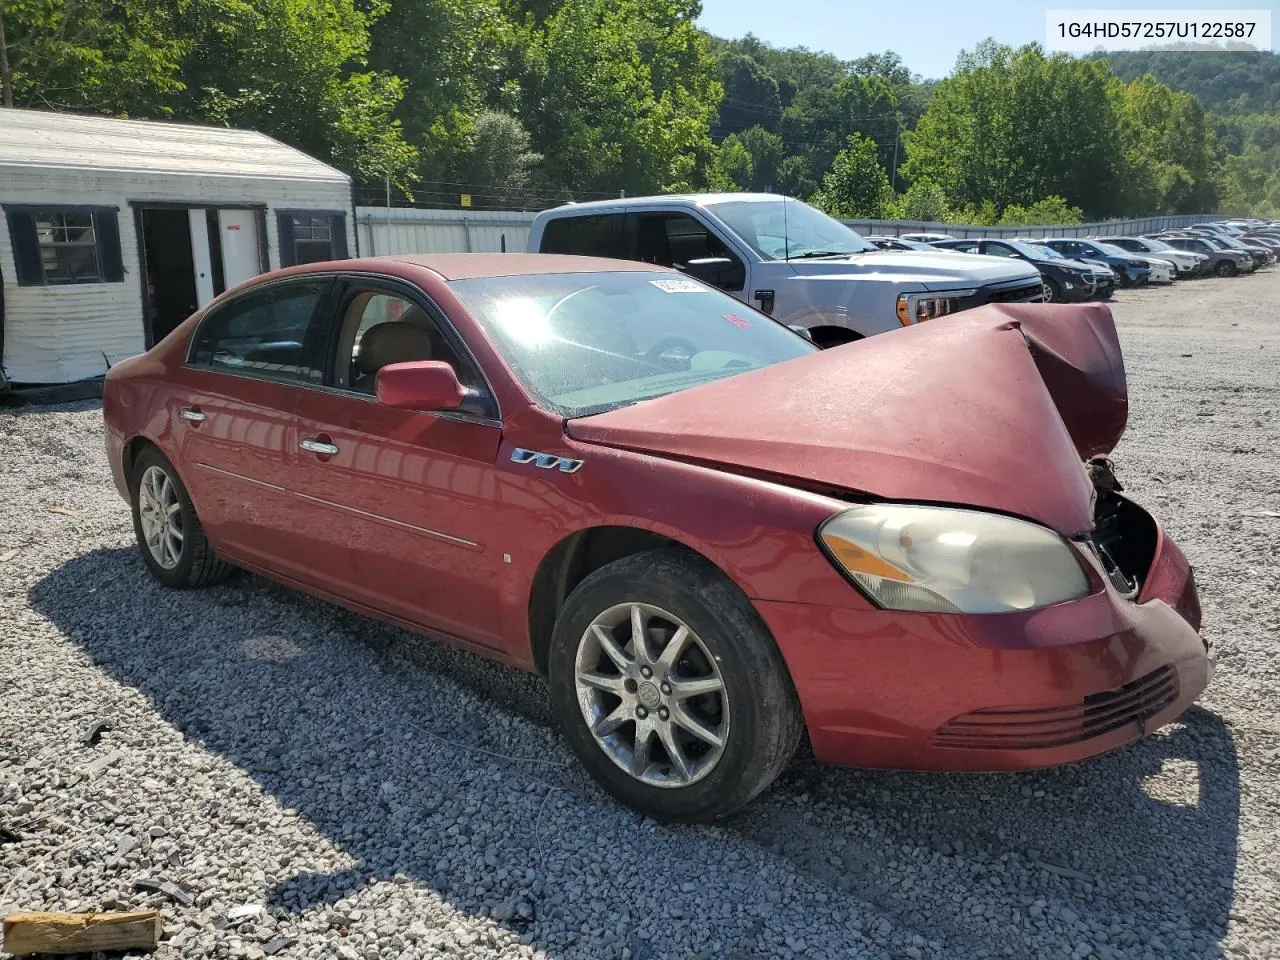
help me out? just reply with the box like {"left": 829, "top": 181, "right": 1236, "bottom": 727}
{"left": 706, "top": 198, "right": 875, "bottom": 260}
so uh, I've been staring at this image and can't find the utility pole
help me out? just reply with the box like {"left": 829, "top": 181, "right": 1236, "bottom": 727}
{"left": 890, "top": 114, "right": 902, "bottom": 192}
{"left": 0, "top": 3, "right": 13, "bottom": 109}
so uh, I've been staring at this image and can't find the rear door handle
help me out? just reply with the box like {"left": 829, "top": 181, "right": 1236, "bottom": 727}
{"left": 179, "top": 407, "right": 206, "bottom": 422}
{"left": 300, "top": 438, "right": 339, "bottom": 456}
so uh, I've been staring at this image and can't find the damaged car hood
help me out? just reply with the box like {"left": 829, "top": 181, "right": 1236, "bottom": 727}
{"left": 568, "top": 303, "right": 1127, "bottom": 536}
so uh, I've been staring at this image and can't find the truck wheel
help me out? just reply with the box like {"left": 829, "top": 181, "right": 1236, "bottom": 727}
{"left": 547, "top": 548, "right": 803, "bottom": 822}
{"left": 1215, "top": 260, "right": 1237, "bottom": 277}
{"left": 809, "top": 327, "right": 863, "bottom": 349}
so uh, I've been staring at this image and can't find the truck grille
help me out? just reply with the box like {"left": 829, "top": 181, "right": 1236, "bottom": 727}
{"left": 983, "top": 281, "right": 1046, "bottom": 304}
{"left": 932, "top": 666, "right": 1178, "bottom": 750}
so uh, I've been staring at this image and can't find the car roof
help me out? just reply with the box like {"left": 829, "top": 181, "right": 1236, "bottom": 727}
{"left": 536, "top": 192, "right": 786, "bottom": 215}
{"left": 305, "top": 253, "right": 671, "bottom": 281}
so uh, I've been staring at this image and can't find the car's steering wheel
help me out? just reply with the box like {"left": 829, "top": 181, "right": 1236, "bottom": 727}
{"left": 642, "top": 337, "right": 699, "bottom": 370}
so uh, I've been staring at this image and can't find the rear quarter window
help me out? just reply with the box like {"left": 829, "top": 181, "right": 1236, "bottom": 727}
{"left": 539, "top": 215, "right": 625, "bottom": 258}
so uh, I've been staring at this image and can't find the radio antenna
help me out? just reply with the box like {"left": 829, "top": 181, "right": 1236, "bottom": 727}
{"left": 783, "top": 195, "right": 791, "bottom": 261}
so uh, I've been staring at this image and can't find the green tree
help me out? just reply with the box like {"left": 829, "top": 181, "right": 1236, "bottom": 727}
{"left": 177, "top": 0, "right": 416, "bottom": 186}
{"left": 716, "top": 50, "right": 781, "bottom": 135}
{"left": 775, "top": 154, "right": 818, "bottom": 199}
{"left": 997, "top": 195, "right": 1083, "bottom": 225}
{"left": 1117, "top": 75, "right": 1217, "bottom": 213}
{"left": 811, "top": 133, "right": 894, "bottom": 218}
{"left": 517, "top": 0, "right": 719, "bottom": 195}
{"left": 903, "top": 41, "right": 1128, "bottom": 218}
{"left": 458, "top": 110, "right": 541, "bottom": 207}
{"left": 367, "top": 0, "right": 509, "bottom": 184}
{"left": 891, "top": 178, "right": 952, "bottom": 221}
{"left": 736, "top": 125, "right": 785, "bottom": 191}
{"left": 0, "top": 0, "right": 186, "bottom": 113}
{"left": 707, "top": 135, "right": 752, "bottom": 190}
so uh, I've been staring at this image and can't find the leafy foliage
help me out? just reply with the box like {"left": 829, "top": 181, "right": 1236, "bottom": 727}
{"left": 1099, "top": 49, "right": 1280, "bottom": 115}
{"left": 997, "top": 196, "right": 1083, "bottom": 226}
{"left": 3, "top": 7, "right": 1275, "bottom": 217}
{"left": 811, "top": 134, "right": 894, "bottom": 218}
{"left": 515, "top": 0, "right": 719, "bottom": 196}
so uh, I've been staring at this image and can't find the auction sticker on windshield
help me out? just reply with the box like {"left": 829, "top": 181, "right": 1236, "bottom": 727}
{"left": 649, "top": 279, "right": 709, "bottom": 294}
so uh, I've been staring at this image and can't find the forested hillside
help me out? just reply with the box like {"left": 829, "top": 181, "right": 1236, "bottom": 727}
{"left": 1099, "top": 49, "right": 1280, "bottom": 215}
{"left": 0, "top": 1, "right": 1275, "bottom": 218}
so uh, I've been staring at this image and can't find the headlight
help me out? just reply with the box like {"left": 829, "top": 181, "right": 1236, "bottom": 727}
{"left": 896, "top": 290, "right": 975, "bottom": 326}
{"left": 818, "top": 504, "right": 1090, "bottom": 613}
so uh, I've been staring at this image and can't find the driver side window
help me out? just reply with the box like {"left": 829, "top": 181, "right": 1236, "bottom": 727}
{"left": 333, "top": 287, "right": 495, "bottom": 417}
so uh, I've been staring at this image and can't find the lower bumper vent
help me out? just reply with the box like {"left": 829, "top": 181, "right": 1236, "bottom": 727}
{"left": 933, "top": 665, "right": 1178, "bottom": 750}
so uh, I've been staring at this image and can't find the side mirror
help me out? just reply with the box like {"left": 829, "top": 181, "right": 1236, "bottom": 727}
{"left": 375, "top": 360, "right": 467, "bottom": 411}
{"left": 680, "top": 256, "right": 746, "bottom": 291}
{"left": 789, "top": 325, "right": 814, "bottom": 341}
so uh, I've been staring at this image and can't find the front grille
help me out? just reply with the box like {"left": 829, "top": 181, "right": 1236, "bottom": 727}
{"left": 933, "top": 666, "right": 1178, "bottom": 750}
{"left": 983, "top": 281, "right": 1045, "bottom": 304}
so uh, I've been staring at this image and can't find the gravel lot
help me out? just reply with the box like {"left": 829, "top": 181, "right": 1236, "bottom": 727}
{"left": 2, "top": 272, "right": 1278, "bottom": 960}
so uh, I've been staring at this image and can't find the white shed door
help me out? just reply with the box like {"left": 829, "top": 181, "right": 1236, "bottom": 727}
{"left": 188, "top": 210, "right": 217, "bottom": 308}
{"left": 218, "top": 210, "right": 263, "bottom": 288}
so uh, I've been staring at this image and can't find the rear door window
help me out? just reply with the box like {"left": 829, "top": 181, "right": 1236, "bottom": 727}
{"left": 188, "top": 278, "right": 330, "bottom": 384}
{"left": 539, "top": 214, "right": 625, "bottom": 258}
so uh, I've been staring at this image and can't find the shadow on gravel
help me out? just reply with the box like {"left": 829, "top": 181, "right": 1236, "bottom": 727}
{"left": 35, "top": 547, "right": 1239, "bottom": 959}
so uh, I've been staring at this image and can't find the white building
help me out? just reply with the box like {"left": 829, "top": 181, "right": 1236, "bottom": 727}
{"left": 0, "top": 107, "right": 355, "bottom": 388}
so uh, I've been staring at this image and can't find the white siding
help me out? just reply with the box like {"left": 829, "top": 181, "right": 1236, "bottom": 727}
{"left": 1, "top": 165, "right": 352, "bottom": 384}
{"left": 357, "top": 207, "right": 536, "bottom": 257}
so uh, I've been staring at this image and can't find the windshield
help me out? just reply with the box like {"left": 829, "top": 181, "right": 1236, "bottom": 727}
{"left": 996, "top": 239, "right": 1048, "bottom": 259}
{"left": 1217, "top": 236, "right": 1249, "bottom": 249}
{"left": 1025, "top": 242, "right": 1065, "bottom": 259}
{"left": 1097, "top": 242, "right": 1132, "bottom": 257}
{"left": 450, "top": 271, "right": 816, "bottom": 418}
{"left": 1142, "top": 238, "right": 1172, "bottom": 252}
{"left": 706, "top": 198, "right": 875, "bottom": 260}
{"left": 1202, "top": 236, "right": 1230, "bottom": 249}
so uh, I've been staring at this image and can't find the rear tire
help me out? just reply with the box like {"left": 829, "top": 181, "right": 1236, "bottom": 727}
{"left": 548, "top": 548, "right": 803, "bottom": 822}
{"left": 1215, "top": 260, "right": 1237, "bottom": 278}
{"left": 130, "top": 447, "right": 232, "bottom": 589}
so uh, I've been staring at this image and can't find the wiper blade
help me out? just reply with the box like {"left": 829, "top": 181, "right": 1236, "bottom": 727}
{"left": 787, "top": 249, "right": 856, "bottom": 260}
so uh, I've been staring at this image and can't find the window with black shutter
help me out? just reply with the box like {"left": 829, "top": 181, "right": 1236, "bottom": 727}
{"left": 3, "top": 205, "right": 124, "bottom": 286}
{"left": 276, "top": 210, "right": 348, "bottom": 267}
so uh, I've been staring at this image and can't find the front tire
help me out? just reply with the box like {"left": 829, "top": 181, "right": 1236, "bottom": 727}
{"left": 1042, "top": 278, "right": 1061, "bottom": 303}
{"left": 548, "top": 548, "right": 803, "bottom": 822}
{"left": 131, "top": 447, "right": 231, "bottom": 588}
{"left": 1215, "top": 260, "right": 1237, "bottom": 278}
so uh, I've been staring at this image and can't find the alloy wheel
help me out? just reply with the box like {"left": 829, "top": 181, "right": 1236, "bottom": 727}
{"left": 574, "top": 602, "right": 729, "bottom": 788}
{"left": 138, "top": 465, "right": 184, "bottom": 569}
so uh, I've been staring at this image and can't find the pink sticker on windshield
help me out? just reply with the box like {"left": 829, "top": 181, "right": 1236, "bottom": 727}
{"left": 723, "top": 313, "right": 750, "bottom": 329}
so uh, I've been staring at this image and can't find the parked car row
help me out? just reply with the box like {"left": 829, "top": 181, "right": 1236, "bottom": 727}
{"left": 871, "top": 219, "right": 1276, "bottom": 301}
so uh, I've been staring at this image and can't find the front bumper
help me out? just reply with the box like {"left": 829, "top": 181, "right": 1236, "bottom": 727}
{"left": 758, "top": 504, "right": 1210, "bottom": 772}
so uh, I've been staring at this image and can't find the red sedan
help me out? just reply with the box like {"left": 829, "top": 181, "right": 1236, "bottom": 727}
{"left": 102, "top": 254, "right": 1212, "bottom": 821}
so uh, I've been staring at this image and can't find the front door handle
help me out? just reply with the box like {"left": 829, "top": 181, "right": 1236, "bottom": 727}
{"left": 300, "top": 438, "right": 339, "bottom": 456}
{"left": 179, "top": 407, "right": 206, "bottom": 422}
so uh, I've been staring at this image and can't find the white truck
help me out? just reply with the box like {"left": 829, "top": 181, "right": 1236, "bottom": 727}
{"left": 527, "top": 193, "right": 1044, "bottom": 347}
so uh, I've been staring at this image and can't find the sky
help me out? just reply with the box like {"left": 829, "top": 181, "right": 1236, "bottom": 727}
{"left": 696, "top": 0, "right": 1280, "bottom": 79}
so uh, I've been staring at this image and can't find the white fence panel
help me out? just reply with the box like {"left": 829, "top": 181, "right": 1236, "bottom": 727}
{"left": 355, "top": 205, "right": 1226, "bottom": 257}
{"left": 842, "top": 213, "right": 1220, "bottom": 239}
{"left": 356, "top": 207, "right": 536, "bottom": 257}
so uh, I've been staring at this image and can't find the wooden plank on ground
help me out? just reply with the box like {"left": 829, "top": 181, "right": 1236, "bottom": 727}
{"left": 2, "top": 910, "right": 162, "bottom": 956}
